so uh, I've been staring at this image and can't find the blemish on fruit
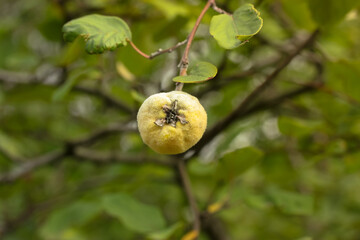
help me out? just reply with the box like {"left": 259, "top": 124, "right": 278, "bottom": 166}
{"left": 154, "top": 100, "right": 188, "bottom": 128}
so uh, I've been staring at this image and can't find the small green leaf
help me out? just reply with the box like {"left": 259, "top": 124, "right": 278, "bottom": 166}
{"left": 268, "top": 187, "right": 314, "bottom": 215}
{"left": 40, "top": 201, "right": 101, "bottom": 238}
{"left": 220, "top": 146, "right": 264, "bottom": 179}
{"left": 173, "top": 61, "right": 217, "bottom": 83}
{"left": 210, "top": 4, "right": 263, "bottom": 49}
{"left": 102, "top": 193, "right": 166, "bottom": 233}
{"left": 63, "top": 14, "right": 132, "bottom": 54}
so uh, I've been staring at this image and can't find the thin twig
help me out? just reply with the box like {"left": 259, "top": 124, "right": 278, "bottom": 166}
{"left": 176, "top": 160, "right": 201, "bottom": 237}
{"left": 211, "top": 2, "right": 231, "bottom": 15}
{"left": 176, "top": 0, "right": 215, "bottom": 91}
{"left": 128, "top": 39, "right": 188, "bottom": 59}
{"left": 149, "top": 39, "right": 187, "bottom": 59}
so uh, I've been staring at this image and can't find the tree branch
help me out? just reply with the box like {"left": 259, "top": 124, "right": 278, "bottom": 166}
{"left": 0, "top": 124, "right": 137, "bottom": 183}
{"left": 74, "top": 148, "right": 174, "bottom": 167}
{"left": 72, "top": 85, "right": 134, "bottom": 114}
{"left": 176, "top": 160, "right": 201, "bottom": 237}
{"left": 176, "top": 0, "right": 215, "bottom": 91}
{"left": 0, "top": 69, "right": 134, "bottom": 114}
{"left": 193, "top": 30, "right": 320, "bottom": 153}
{"left": 202, "top": 215, "right": 229, "bottom": 240}
{"left": 0, "top": 151, "right": 66, "bottom": 183}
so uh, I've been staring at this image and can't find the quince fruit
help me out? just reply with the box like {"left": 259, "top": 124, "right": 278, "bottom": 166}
{"left": 137, "top": 91, "right": 207, "bottom": 154}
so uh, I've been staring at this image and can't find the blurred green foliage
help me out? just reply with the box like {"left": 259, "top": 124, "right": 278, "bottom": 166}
{"left": 1, "top": 0, "right": 360, "bottom": 239}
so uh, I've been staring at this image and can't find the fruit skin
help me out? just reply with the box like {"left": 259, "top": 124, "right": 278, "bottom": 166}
{"left": 137, "top": 91, "right": 207, "bottom": 154}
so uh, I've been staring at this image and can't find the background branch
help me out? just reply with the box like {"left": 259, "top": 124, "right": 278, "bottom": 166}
{"left": 0, "top": 69, "right": 134, "bottom": 114}
{"left": 72, "top": 85, "right": 134, "bottom": 114}
{"left": 0, "top": 124, "right": 137, "bottom": 183}
{"left": 192, "top": 30, "right": 320, "bottom": 153}
{"left": 176, "top": 160, "right": 201, "bottom": 237}
{"left": 74, "top": 148, "right": 174, "bottom": 167}
{"left": 0, "top": 151, "right": 66, "bottom": 183}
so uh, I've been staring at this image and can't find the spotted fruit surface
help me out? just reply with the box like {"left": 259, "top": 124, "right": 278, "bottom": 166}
{"left": 137, "top": 91, "right": 207, "bottom": 154}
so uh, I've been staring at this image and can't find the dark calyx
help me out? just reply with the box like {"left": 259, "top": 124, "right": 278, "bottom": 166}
{"left": 154, "top": 100, "right": 188, "bottom": 128}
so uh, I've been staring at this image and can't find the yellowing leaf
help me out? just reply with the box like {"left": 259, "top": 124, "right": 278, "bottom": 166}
{"left": 181, "top": 230, "right": 199, "bottom": 240}
{"left": 207, "top": 201, "right": 225, "bottom": 214}
{"left": 116, "top": 62, "right": 136, "bottom": 82}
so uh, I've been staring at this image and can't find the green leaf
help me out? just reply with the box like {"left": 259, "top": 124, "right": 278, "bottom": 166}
{"left": 52, "top": 69, "right": 90, "bottom": 102}
{"left": 62, "top": 14, "right": 132, "bottom": 54}
{"left": 220, "top": 146, "right": 264, "bottom": 179}
{"left": 268, "top": 187, "right": 314, "bottom": 215}
{"left": 280, "top": 0, "right": 316, "bottom": 30}
{"left": 295, "top": 237, "right": 312, "bottom": 240}
{"left": 40, "top": 201, "right": 101, "bottom": 238}
{"left": 189, "top": 159, "right": 218, "bottom": 176}
{"left": 102, "top": 193, "right": 166, "bottom": 233}
{"left": 143, "top": 0, "right": 190, "bottom": 19}
{"left": 242, "top": 193, "right": 269, "bottom": 210}
{"left": 0, "top": 130, "right": 23, "bottom": 158}
{"left": 278, "top": 116, "right": 321, "bottom": 138}
{"left": 59, "top": 37, "right": 85, "bottom": 66}
{"left": 344, "top": 151, "right": 360, "bottom": 172}
{"left": 172, "top": 61, "right": 217, "bottom": 83}
{"left": 306, "top": 0, "right": 360, "bottom": 27}
{"left": 147, "top": 222, "right": 183, "bottom": 240}
{"left": 209, "top": 4, "right": 263, "bottom": 49}
{"left": 326, "top": 60, "right": 360, "bottom": 102}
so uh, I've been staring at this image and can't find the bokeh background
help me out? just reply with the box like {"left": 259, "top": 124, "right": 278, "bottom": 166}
{"left": 1, "top": 0, "right": 360, "bottom": 239}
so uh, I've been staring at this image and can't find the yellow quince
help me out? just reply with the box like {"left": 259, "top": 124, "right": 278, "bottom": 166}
{"left": 137, "top": 91, "right": 207, "bottom": 154}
